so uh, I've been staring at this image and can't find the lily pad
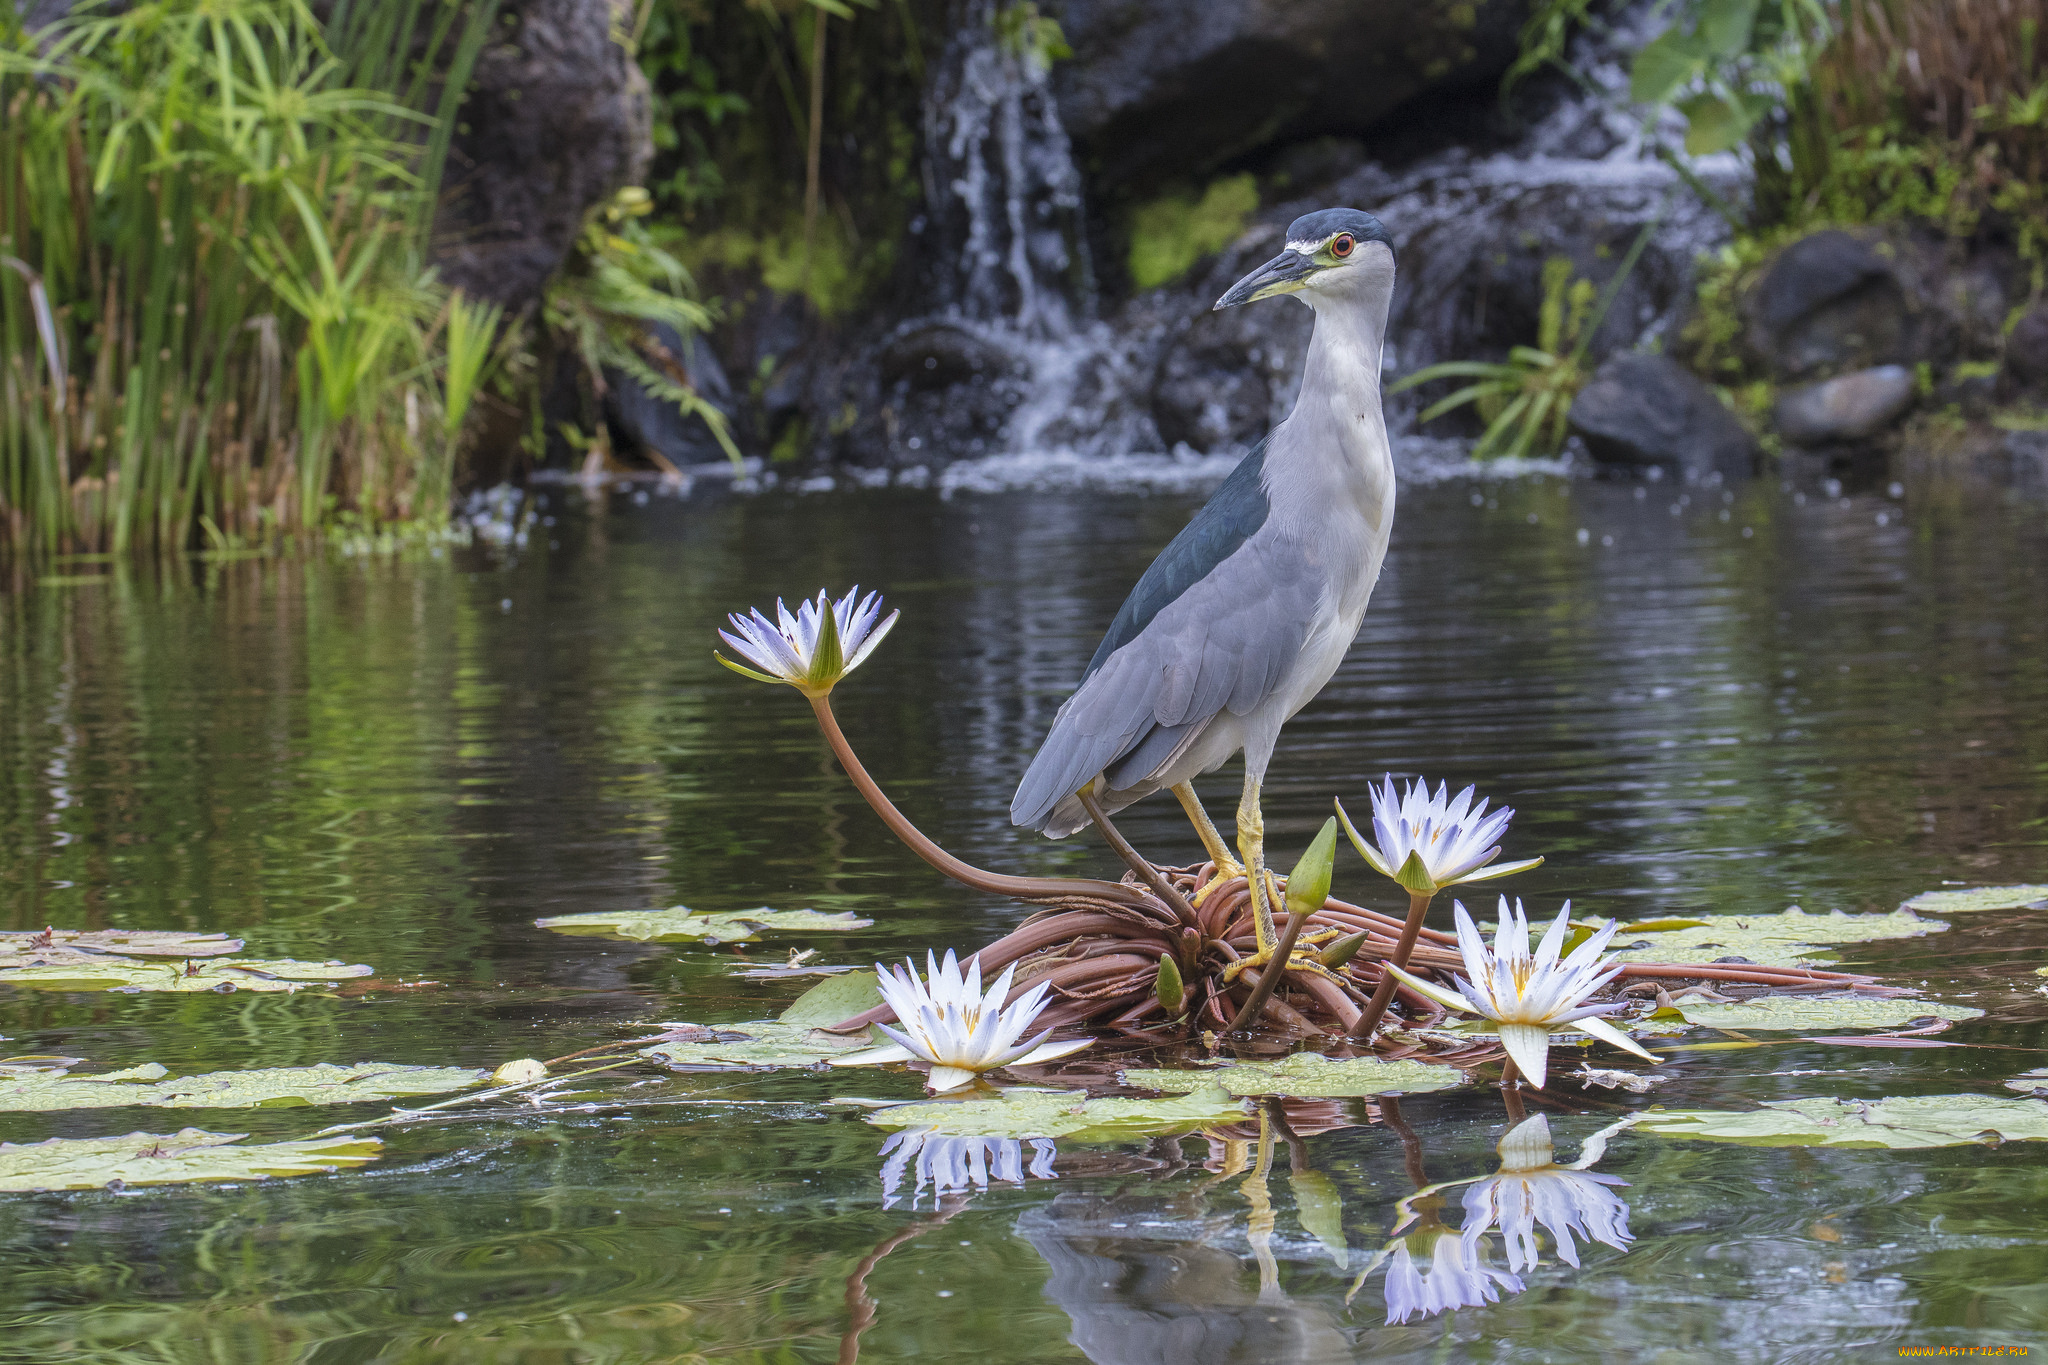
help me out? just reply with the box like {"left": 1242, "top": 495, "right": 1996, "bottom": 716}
{"left": 1638, "top": 1095, "right": 2048, "bottom": 1149}
{"left": 0, "top": 957, "right": 372, "bottom": 993}
{"left": 639, "top": 1021, "right": 871, "bottom": 1071}
{"left": 0, "top": 1128, "right": 383, "bottom": 1192}
{"left": 778, "top": 970, "right": 883, "bottom": 1026}
{"left": 0, "top": 929, "right": 245, "bottom": 965}
{"left": 1669, "top": 995, "right": 1981, "bottom": 1031}
{"left": 1121, "top": 1053, "right": 1467, "bottom": 1099}
{"left": 1603, "top": 907, "right": 1947, "bottom": 968}
{"left": 0, "top": 1061, "right": 485, "bottom": 1112}
{"left": 1900, "top": 885, "right": 2048, "bottom": 915}
{"left": 867, "top": 1085, "right": 1250, "bottom": 1143}
{"left": 533, "top": 906, "right": 873, "bottom": 944}
{"left": 2006, "top": 1069, "right": 2048, "bottom": 1096}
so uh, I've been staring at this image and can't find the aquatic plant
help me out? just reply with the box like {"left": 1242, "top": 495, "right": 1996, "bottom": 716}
{"left": 1341, "top": 776, "right": 1541, "bottom": 1039}
{"left": 877, "top": 1128, "right": 1058, "bottom": 1207}
{"left": 1384, "top": 898, "right": 1662, "bottom": 1089}
{"left": 1458, "top": 1114, "right": 1633, "bottom": 1271}
{"left": 831, "top": 949, "right": 1092, "bottom": 1092}
{"left": 712, "top": 588, "right": 1885, "bottom": 1052}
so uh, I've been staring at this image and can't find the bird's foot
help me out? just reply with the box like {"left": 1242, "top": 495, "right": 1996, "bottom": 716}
{"left": 1190, "top": 860, "right": 1246, "bottom": 907}
{"left": 1220, "top": 942, "right": 1338, "bottom": 986}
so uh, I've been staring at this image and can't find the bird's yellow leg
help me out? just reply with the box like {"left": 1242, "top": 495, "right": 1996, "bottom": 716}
{"left": 1238, "top": 769, "right": 1277, "bottom": 954}
{"left": 1173, "top": 782, "right": 1243, "bottom": 904}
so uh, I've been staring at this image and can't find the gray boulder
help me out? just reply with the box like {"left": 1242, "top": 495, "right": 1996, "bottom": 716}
{"left": 1568, "top": 352, "right": 1756, "bottom": 478}
{"left": 1050, "top": 0, "right": 1526, "bottom": 194}
{"left": 1742, "top": 230, "right": 1911, "bottom": 380}
{"left": 434, "top": 0, "right": 652, "bottom": 311}
{"left": 2004, "top": 302, "right": 2048, "bottom": 389}
{"left": 1774, "top": 365, "right": 1916, "bottom": 445}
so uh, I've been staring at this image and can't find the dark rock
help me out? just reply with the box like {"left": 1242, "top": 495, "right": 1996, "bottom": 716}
{"left": 880, "top": 325, "right": 1021, "bottom": 392}
{"left": 1742, "top": 230, "right": 1910, "bottom": 381}
{"left": 1051, "top": 0, "right": 1527, "bottom": 194}
{"left": 1568, "top": 352, "right": 1757, "bottom": 478}
{"left": 2005, "top": 303, "right": 2048, "bottom": 388}
{"left": 433, "top": 0, "right": 652, "bottom": 311}
{"left": 603, "top": 324, "right": 734, "bottom": 467}
{"left": 1775, "top": 366, "right": 1916, "bottom": 445}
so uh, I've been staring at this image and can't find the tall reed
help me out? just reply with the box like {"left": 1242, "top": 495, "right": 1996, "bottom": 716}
{"left": 0, "top": 0, "right": 497, "bottom": 557}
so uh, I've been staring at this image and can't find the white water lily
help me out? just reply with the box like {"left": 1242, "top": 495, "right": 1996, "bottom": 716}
{"left": 1459, "top": 1114, "right": 1633, "bottom": 1272}
{"left": 878, "top": 1128, "right": 1057, "bottom": 1209}
{"left": 715, "top": 586, "right": 898, "bottom": 696}
{"left": 1337, "top": 776, "right": 1542, "bottom": 896}
{"left": 830, "top": 950, "right": 1091, "bottom": 1092}
{"left": 1369, "top": 1204, "right": 1524, "bottom": 1325}
{"left": 1384, "top": 897, "right": 1660, "bottom": 1089}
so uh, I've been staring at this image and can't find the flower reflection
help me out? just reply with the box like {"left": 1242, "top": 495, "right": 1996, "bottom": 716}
{"left": 1459, "top": 1114, "right": 1632, "bottom": 1271}
{"left": 1377, "top": 1196, "right": 1524, "bottom": 1324}
{"left": 878, "top": 1128, "right": 1058, "bottom": 1209}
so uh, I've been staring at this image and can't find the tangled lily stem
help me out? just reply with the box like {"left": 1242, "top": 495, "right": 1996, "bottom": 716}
{"left": 800, "top": 699, "right": 1893, "bottom": 1046}
{"left": 1350, "top": 888, "right": 1435, "bottom": 1039}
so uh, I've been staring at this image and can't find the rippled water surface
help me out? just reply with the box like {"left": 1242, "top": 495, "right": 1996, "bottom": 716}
{"left": 2, "top": 457, "right": 2046, "bottom": 1363}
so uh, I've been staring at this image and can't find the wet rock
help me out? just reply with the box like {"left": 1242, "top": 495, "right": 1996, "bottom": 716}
{"left": 1742, "top": 230, "right": 1911, "bottom": 381}
{"left": 1774, "top": 365, "right": 1917, "bottom": 445}
{"left": 880, "top": 325, "right": 1021, "bottom": 392}
{"left": 1052, "top": 0, "right": 1527, "bottom": 194}
{"left": 604, "top": 324, "right": 735, "bottom": 467}
{"left": 1568, "top": 353, "right": 1757, "bottom": 478}
{"left": 433, "top": 0, "right": 652, "bottom": 310}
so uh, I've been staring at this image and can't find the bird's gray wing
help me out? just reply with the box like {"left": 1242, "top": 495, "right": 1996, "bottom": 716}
{"left": 1010, "top": 532, "right": 1322, "bottom": 832}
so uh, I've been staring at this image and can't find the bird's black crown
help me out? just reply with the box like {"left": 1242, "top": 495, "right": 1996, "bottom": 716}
{"left": 1287, "top": 208, "right": 1394, "bottom": 259}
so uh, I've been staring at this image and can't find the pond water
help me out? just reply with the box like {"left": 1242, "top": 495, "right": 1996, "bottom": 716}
{"left": 2, "top": 455, "right": 2045, "bottom": 1363}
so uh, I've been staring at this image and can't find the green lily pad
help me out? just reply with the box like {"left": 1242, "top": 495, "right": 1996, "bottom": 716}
{"left": 2006, "top": 1069, "right": 2048, "bottom": 1096}
{"left": 866, "top": 1085, "right": 1250, "bottom": 1143}
{"left": 533, "top": 906, "right": 873, "bottom": 944}
{"left": 0, "top": 1061, "right": 485, "bottom": 1112}
{"left": 1638, "top": 1094, "right": 2048, "bottom": 1149}
{"left": 0, "top": 957, "right": 372, "bottom": 993}
{"left": 0, "top": 1128, "right": 383, "bottom": 1192}
{"left": 1603, "top": 907, "right": 1946, "bottom": 969}
{"left": 778, "top": 970, "right": 883, "bottom": 1026}
{"left": 0, "top": 929, "right": 245, "bottom": 965}
{"left": 1901, "top": 885, "right": 2048, "bottom": 915}
{"left": 1121, "top": 1053, "right": 1468, "bottom": 1099}
{"left": 639, "top": 1021, "right": 871, "bottom": 1071}
{"left": 1669, "top": 995, "right": 1981, "bottom": 1031}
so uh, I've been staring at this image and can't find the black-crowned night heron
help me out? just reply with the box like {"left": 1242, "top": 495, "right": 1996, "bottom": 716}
{"left": 1011, "top": 206, "right": 1397, "bottom": 975}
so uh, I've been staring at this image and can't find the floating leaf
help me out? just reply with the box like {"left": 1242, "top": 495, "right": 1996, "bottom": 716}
{"left": 1122, "top": 1053, "right": 1467, "bottom": 1099}
{"left": 1638, "top": 1095, "right": 2048, "bottom": 1149}
{"left": 867, "top": 1085, "right": 1249, "bottom": 1143}
{"left": 1670, "top": 995, "right": 1981, "bottom": 1032}
{"left": 2007, "top": 1069, "right": 2048, "bottom": 1096}
{"left": 1603, "top": 907, "right": 1947, "bottom": 968}
{"left": 0, "top": 957, "right": 373, "bottom": 993}
{"left": 778, "top": 970, "right": 883, "bottom": 1026}
{"left": 0, "top": 929, "right": 244, "bottom": 965}
{"left": 0, "top": 1061, "right": 485, "bottom": 1112}
{"left": 639, "top": 1021, "right": 870, "bottom": 1071}
{"left": 534, "top": 906, "right": 872, "bottom": 944}
{"left": 1900, "top": 885, "right": 2048, "bottom": 916}
{"left": 0, "top": 1128, "right": 383, "bottom": 1191}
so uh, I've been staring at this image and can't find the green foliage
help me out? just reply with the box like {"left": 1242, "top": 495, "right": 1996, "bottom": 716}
{"left": 533, "top": 904, "right": 871, "bottom": 943}
{"left": 1122, "top": 1054, "right": 1468, "bottom": 1099}
{"left": 1127, "top": 175, "right": 1260, "bottom": 291}
{"left": 1393, "top": 257, "right": 1601, "bottom": 459}
{"left": 1640, "top": 1094, "right": 2048, "bottom": 1148}
{"left": 993, "top": 2, "right": 1070, "bottom": 73}
{"left": 0, "top": 1127, "right": 384, "bottom": 1191}
{"left": 0, "top": 0, "right": 501, "bottom": 556}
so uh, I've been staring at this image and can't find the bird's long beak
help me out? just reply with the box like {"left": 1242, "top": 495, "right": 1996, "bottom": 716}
{"left": 1214, "top": 249, "right": 1314, "bottom": 310}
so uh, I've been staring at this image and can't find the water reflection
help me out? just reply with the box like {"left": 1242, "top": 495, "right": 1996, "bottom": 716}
{"left": 1459, "top": 1112, "right": 1634, "bottom": 1272}
{"left": 878, "top": 1127, "right": 1058, "bottom": 1208}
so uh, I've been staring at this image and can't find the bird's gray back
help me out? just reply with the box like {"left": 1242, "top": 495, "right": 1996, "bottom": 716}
{"left": 1010, "top": 443, "right": 1326, "bottom": 833}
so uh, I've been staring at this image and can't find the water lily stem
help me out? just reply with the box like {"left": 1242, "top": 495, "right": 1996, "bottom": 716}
{"left": 807, "top": 695, "right": 1150, "bottom": 907}
{"left": 1349, "top": 889, "right": 1435, "bottom": 1040}
{"left": 1078, "top": 787, "right": 1199, "bottom": 924}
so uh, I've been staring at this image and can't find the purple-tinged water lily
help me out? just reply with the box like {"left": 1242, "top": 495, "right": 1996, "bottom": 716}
{"left": 716, "top": 586, "right": 898, "bottom": 697}
{"left": 1338, "top": 775, "right": 1543, "bottom": 897}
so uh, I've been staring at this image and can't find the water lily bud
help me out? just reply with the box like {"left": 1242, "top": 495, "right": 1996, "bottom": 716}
{"left": 1155, "top": 953, "right": 1185, "bottom": 1015}
{"left": 491, "top": 1058, "right": 548, "bottom": 1086}
{"left": 1317, "top": 930, "right": 1368, "bottom": 969}
{"left": 1284, "top": 817, "right": 1340, "bottom": 917}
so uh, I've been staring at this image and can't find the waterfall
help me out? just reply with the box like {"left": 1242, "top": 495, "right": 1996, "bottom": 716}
{"left": 919, "top": 0, "right": 1091, "bottom": 337}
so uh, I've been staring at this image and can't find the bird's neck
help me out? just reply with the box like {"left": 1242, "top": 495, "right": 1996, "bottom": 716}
{"left": 1299, "top": 284, "right": 1392, "bottom": 429}
{"left": 1273, "top": 283, "right": 1395, "bottom": 533}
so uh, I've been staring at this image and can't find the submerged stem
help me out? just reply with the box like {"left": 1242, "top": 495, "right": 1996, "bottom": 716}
{"left": 806, "top": 694, "right": 1150, "bottom": 907}
{"left": 1349, "top": 888, "right": 1435, "bottom": 1040}
{"left": 1079, "top": 786, "right": 1199, "bottom": 926}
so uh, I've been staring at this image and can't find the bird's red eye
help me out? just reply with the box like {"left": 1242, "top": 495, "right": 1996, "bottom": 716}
{"left": 1332, "top": 233, "right": 1354, "bottom": 258}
